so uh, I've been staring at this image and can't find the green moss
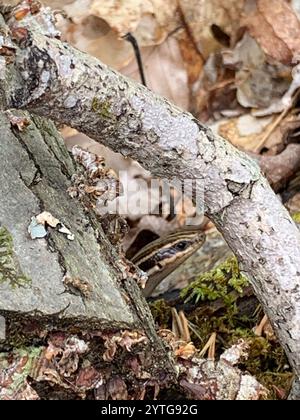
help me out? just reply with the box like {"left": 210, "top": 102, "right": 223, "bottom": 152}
{"left": 180, "top": 256, "right": 249, "bottom": 305}
{"left": 92, "top": 98, "right": 113, "bottom": 119}
{"left": 181, "top": 255, "right": 254, "bottom": 346}
{"left": 0, "top": 227, "right": 31, "bottom": 287}
{"left": 292, "top": 212, "right": 300, "bottom": 223}
{"left": 238, "top": 336, "right": 293, "bottom": 399}
{"left": 149, "top": 299, "right": 172, "bottom": 328}
{"left": 150, "top": 256, "right": 292, "bottom": 399}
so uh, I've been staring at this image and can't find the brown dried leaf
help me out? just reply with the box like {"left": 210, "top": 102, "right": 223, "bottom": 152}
{"left": 42, "top": 2, "right": 187, "bottom": 107}
{"left": 36, "top": 211, "right": 60, "bottom": 228}
{"left": 90, "top": 0, "right": 148, "bottom": 36}
{"left": 44, "top": 342, "right": 62, "bottom": 361}
{"left": 52, "top": 0, "right": 180, "bottom": 71}
{"left": 253, "top": 64, "right": 300, "bottom": 117}
{"left": 7, "top": 112, "right": 30, "bottom": 131}
{"left": 90, "top": 0, "right": 179, "bottom": 42}
{"left": 233, "top": 34, "right": 290, "bottom": 109}
{"left": 107, "top": 376, "right": 128, "bottom": 400}
{"left": 245, "top": 0, "right": 300, "bottom": 65}
{"left": 218, "top": 114, "right": 273, "bottom": 152}
{"left": 102, "top": 330, "right": 148, "bottom": 362}
{"left": 63, "top": 275, "right": 92, "bottom": 298}
{"left": 75, "top": 365, "right": 103, "bottom": 390}
{"left": 177, "top": 30, "right": 203, "bottom": 85}
{"left": 121, "top": 37, "right": 190, "bottom": 110}
{"left": 175, "top": 342, "right": 196, "bottom": 360}
{"left": 64, "top": 17, "right": 134, "bottom": 70}
{"left": 45, "top": 335, "right": 89, "bottom": 378}
{"left": 179, "top": 0, "right": 245, "bottom": 58}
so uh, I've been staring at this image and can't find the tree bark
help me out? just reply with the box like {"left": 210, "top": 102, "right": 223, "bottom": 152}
{"left": 0, "top": 6, "right": 300, "bottom": 380}
{"left": 0, "top": 107, "right": 175, "bottom": 388}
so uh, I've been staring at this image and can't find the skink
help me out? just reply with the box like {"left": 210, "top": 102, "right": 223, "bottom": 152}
{"left": 131, "top": 228, "right": 206, "bottom": 297}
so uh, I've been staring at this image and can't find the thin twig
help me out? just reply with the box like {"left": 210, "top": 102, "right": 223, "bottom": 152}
{"left": 179, "top": 310, "right": 191, "bottom": 342}
{"left": 123, "top": 32, "right": 147, "bottom": 87}
{"left": 254, "top": 107, "right": 290, "bottom": 153}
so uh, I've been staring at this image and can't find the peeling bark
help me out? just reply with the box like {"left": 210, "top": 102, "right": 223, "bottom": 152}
{"left": 0, "top": 6, "right": 300, "bottom": 381}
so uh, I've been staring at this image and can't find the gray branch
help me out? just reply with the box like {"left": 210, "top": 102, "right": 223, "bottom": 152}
{"left": 1, "top": 8, "right": 300, "bottom": 379}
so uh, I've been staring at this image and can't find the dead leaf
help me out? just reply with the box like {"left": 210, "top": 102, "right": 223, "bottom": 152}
{"left": 65, "top": 16, "right": 134, "bottom": 70}
{"left": 107, "top": 376, "right": 128, "bottom": 400}
{"left": 179, "top": 0, "right": 245, "bottom": 58}
{"left": 253, "top": 64, "right": 300, "bottom": 117}
{"left": 90, "top": 0, "right": 179, "bottom": 42}
{"left": 36, "top": 211, "right": 59, "bottom": 228}
{"left": 177, "top": 29, "right": 203, "bottom": 85}
{"left": 75, "top": 365, "right": 103, "bottom": 390}
{"left": 175, "top": 343, "right": 196, "bottom": 360}
{"left": 7, "top": 112, "right": 30, "bottom": 131}
{"left": 50, "top": 0, "right": 180, "bottom": 72}
{"left": 102, "top": 330, "right": 148, "bottom": 362}
{"left": 217, "top": 114, "right": 273, "bottom": 152}
{"left": 233, "top": 34, "right": 290, "bottom": 109}
{"left": 63, "top": 275, "right": 92, "bottom": 298}
{"left": 245, "top": 0, "right": 300, "bottom": 65}
{"left": 121, "top": 37, "right": 190, "bottom": 110}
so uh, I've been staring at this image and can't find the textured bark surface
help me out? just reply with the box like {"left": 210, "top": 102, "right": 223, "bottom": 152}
{"left": 0, "top": 111, "right": 135, "bottom": 329}
{"left": 0, "top": 7, "right": 300, "bottom": 380}
{"left": 0, "top": 109, "right": 175, "bottom": 382}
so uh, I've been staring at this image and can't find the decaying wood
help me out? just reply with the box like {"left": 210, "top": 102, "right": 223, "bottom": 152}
{"left": 0, "top": 3, "right": 299, "bottom": 390}
{"left": 0, "top": 107, "right": 176, "bottom": 394}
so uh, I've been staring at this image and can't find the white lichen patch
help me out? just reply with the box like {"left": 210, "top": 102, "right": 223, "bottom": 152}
{"left": 236, "top": 375, "right": 267, "bottom": 400}
{"left": 0, "top": 56, "right": 7, "bottom": 81}
{"left": 197, "top": 131, "right": 216, "bottom": 162}
{"left": 130, "top": 95, "right": 199, "bottom": 156}
{"left": 57, "top": 54, "right": 74, "bottom": 79}
{"left": 28, "top": 216, "right": 47, "bottom": 239}
{"left": 64, "top": 96, "right": 77, "bottom": 108}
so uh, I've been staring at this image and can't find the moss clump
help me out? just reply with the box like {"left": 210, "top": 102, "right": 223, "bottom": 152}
{"left": 0, "top": 227, "right": 31, "bottom": 287}
{"left": 91, "top": 98, "right": 113, "bottom": 119}
{"left": 148, "top": 256, "right": 292, "bottom": 398}
{"left": 149, "top": 299, "right": 172, "bottom": 328}
{"left": 292, "top": 212, "right": 300, "bottom": 223}
{"left": 180, "top": 256, "right": 249, "bottom": 305}
{"left": 237, "top": 336, "right": 293, "bottom": 399}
